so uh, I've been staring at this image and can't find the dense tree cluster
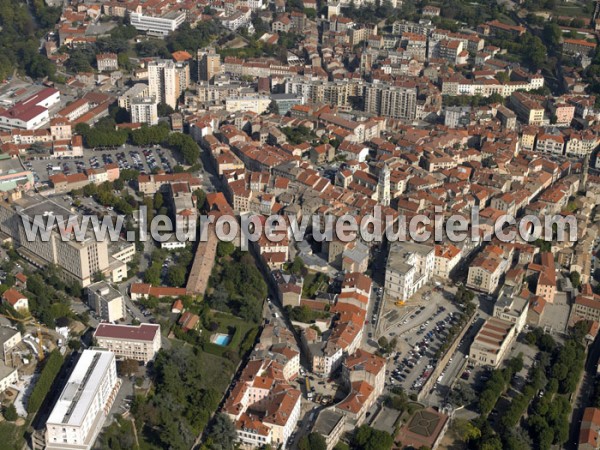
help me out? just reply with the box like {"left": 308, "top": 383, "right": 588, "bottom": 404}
{"left": 281, "top": 125, "right": 317, "bottom": 145}
{"left": 443, "top": 93, "right": 505, "bottom": 107}
{"left": 131, "top": 345, "right": 232, "bottom": 450}
{"left": 0, "top": 0, "right": 60, "bottom": 82}
{"left": 27, "top": 350, "right": 64, "bottom": 413}
{"left": 201, "top": 414, "right": 237, "bottom": 450}
{"left": 130, "top": 123, "right": 170, "bottom": 146}
{"left": 75, "top": 120, "right": 128, "bottom": 148}
{"left": 26, "top": 266, "right": 80, "bottom": 327}
{"left": 166, "top": 22, "right": 221, "bottom": 53}
{"left": 285, "top": 304, "right": 329, "bottom": 323}
{"left": 478, "top": 355, "right": 524, "bottom": 415}
{"left": 166, "top": 133, "right": 201, "bottom": 165}
{"left": 207, "top": 249, "right": 267, "bottom": 323}
{"left": 351, "top": 425, "right": 394, "bottom": 450}
{"left": 299, "top": 432, "right": 327, "bottom": 450}
{"left": 144, "top": 247, "right": 193, "bottom": 287}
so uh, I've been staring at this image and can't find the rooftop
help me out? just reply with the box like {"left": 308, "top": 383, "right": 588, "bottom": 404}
{"left": 94, "top": 323, "right": 160, "bottom": 342}
{"left": 47, "top": 349, "right": 116, "bottom": 427}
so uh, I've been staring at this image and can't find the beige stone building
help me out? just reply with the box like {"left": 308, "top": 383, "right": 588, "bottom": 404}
{"left": 469, "top": 317, "right": 516, "bottom": 368}
{"left": 93, "top": 323, "right": 161, "bottom": 364}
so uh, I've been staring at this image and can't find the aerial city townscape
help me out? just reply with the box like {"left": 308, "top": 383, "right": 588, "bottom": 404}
{"left": 3, "top": 0, "right": 600, "bottom": 449}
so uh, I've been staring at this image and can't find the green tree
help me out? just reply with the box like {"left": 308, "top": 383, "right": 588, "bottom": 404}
{"left": 158, "top": 102, "right": 175, "bottom": 117}
{"left": 167, "top": 265, "right": 186, "bottom": 287}
{"left": 216, "top": 241, "right": 235, "bottom": 258}
{"left": 2, "top": 403, "right": 17, "bottom": 421}
{"left": 154, "top": 192, "right": 164, "bottom": 210}
{"left": 452, "top": 418, "right": 481, "bottom": 442}
{"left": 570, "top": 271, "right": 581, "bottom": 288}
{"left": 118, "top": 359, "right": 140, "bottom": 376}
{"left": 542, "top": 23, "right": 562, "bottom": 50}
{"left": 299, "top": 432, "right": 327, "bottom": 450}
{"left": 27, "top": 350, "right": 64, "bottom": 413}
{"left": 352, "top": 425, "right": 393, "bottom": 450}
{"left": 204, "top": 413, "right": 236, "bottom": 450}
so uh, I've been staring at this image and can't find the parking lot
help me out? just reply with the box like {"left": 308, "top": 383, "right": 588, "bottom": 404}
{"left": 385, "top": 305, "right": 464, "bottom": 395}
{"left": 377, "top": 287, "right": 465, "bottom": 397}
{"left": 23, "top": 145, "right": 181, "bottom": 184}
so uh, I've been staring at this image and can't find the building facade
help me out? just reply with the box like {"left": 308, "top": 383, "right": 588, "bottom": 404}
{"left": 45, "top": 349, "right": 121, "bottom": 450}
{"left": 93, "top": 323, "right": 161, "bottom": 364}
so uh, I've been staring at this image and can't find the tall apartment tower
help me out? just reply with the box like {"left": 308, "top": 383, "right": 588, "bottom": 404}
{"left": 148, "top": 60, "right": 189, "bottom": 109}
{"left": 198, "top": 48, "right": 221, "bottom": 82}
{"left": 378, "top": 164, "right": 390, "bottom": 207}
{"left": 365, "top": 84, "right": 418, "bottom": 120}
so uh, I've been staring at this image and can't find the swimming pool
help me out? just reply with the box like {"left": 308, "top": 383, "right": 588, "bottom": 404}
{"left": 214, "top": 334, "right": 231, "bottom": 346}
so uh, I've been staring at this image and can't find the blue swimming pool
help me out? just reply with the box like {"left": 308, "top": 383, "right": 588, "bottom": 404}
{"left": 214, "top": 334, "right": 231, "bottom": 346}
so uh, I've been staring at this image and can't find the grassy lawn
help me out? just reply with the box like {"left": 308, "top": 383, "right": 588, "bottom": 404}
{"left": 497, "top": 14, "right": 516, "bottom": 26}
{"left": 202, "top": 312, "right": 259, "bottom": 361}
{"left": 197, "top": 349, "right": 237, "bottom": 393}
{"left": 0, "top": 422, "right": 26, "bottom": 450}
{"left": 554, "top": 4, "right": 586, "bottom": 17}
{"left": 302, "top": 271, "right": 329, "bottom": 298}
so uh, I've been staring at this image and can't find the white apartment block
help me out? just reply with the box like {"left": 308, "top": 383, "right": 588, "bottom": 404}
{"left": 86, "top": 281, "right": 125, "bottom": 323}
{"left": 385, "top": 242, "right": 435, "bottom": 301}
{"left": 94, "top": 323, "right": 161, "bottom": 364}
{"left": 45, "top": 349, "right": 121, "bottom": 450}
{"left": 130, "top": 11, "right": 186, "bottom": 36}
{"left": 148, "top": 60, "right": 189, "bottom": 110}
{"left": 131, "top": 97, "right": 159, "bottom": 126}
{"left": 118, "top": 83, "right": 150, "bottom": 111}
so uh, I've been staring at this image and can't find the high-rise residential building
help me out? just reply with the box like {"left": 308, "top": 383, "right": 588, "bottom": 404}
{"left": 45, "top": 349, "right": 121, "bottom": 450}
{"left": 131, "top": 97, "right": 159, "bottom": 126}
{"left": 148, "top": 60, "right": 189, "bottom": 109}
{"left": 86, "top": 281, "right": 126, "bottom": 322}
{"left": 364, "top": 84, "right": 418, "bottom": 120}
{"left": 198, "top": 48, "right": 221, "bottom": 82}
{"left": 94, "top": 323, "right": 162, "bottom": 364}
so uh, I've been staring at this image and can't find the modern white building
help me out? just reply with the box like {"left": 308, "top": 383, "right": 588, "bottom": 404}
{"left": 93, "top": 323, "right": 161, "bottom": 364}
{"left": 130, "top": 11, "right": 186, "bottom": 36}
{"left": 0, "top": 88, "right": 60, "bottom": 131}
{"left": 131, "top": 97, "right": 159, "bottom": 126}
{"left": 385, "top": 242, "right": 435, "bottom": 301}
{"left": 45, "top": 349, "right": 121, "bottom": 450}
